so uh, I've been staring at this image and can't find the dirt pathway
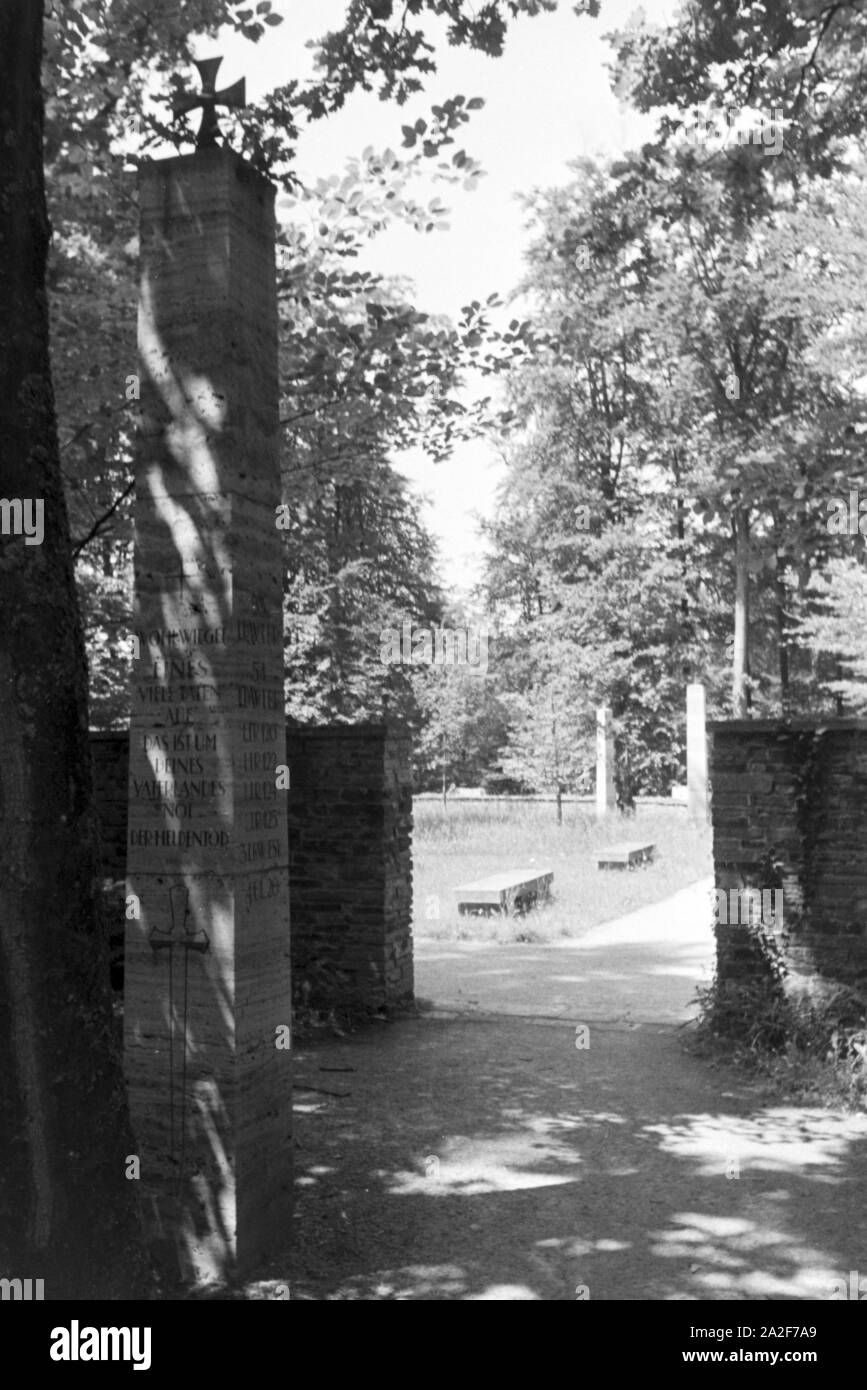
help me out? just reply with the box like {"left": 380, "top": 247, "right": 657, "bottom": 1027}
{"left": 282, "top": 882, "right": 867, "bottom": 1301}
{"left": 414, "top": 877, "right": 716, "bottom": 1025}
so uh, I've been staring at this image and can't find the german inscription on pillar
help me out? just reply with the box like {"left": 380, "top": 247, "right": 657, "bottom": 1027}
{"left": 124, "top": 62, "right": 291, "bottom": 1281}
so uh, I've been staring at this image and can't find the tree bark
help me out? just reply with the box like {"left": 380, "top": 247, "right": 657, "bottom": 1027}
{"left": 442, "top": 731, "right": 447, "bottom": 809}
{"left": 732, "top": 507, "right": 750, "bottom": 717}
{"left": 675, "top": 489, "right": 692, "bottom": 685}
{"left": 0, "top": 2, "right": 148, "bottom": 1296}
{"left": 775, "top": 570, "right": 790, "bottom": 714}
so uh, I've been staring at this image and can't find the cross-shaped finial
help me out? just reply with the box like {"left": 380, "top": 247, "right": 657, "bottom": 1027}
{"left": 172, "top": 57, "right": 246, "bottom": 150}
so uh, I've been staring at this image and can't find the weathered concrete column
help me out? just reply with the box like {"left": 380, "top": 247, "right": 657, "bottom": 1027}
{"left": 687, "top": 682, "right": 709, "bottom": 823}
{"left": 124, "top": 144, "right": 291, "bottom": 1282}
{"left": 595, "top": 706, "right": 616, "bottom": 818}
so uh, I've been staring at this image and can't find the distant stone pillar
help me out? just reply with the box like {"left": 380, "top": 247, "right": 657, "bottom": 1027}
{"left": 687, "top": 683, "right": 709, "bottom": 822}
{"left": 596, "top": 706, "right": 616, "bottom": 818}
{"left": 125, "top": 145, "right": 291, "bottom": 1282}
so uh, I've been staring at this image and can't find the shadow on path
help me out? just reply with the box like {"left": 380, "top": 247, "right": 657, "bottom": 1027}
{"left": 284, "top": 1015, "right": 867, "bottom": 1301}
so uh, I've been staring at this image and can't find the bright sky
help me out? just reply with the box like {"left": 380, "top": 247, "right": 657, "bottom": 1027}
{"left": 194, "top": 0, "right": 680, "bottom": 594}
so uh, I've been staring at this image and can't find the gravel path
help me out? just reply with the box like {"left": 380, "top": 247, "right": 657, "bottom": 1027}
{"left": 278, "top": 881, "right": 867, "bottom": 1301}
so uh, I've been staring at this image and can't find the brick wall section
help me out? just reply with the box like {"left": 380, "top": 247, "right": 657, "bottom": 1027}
{"left": 285, "top": 725, "right": 414, "bottom": 1009}
{"left": 88, "top": 725, "right": 414, "bottom": 1009}
{"left": 710, "top": 719, "right": 867, "bottom": 998}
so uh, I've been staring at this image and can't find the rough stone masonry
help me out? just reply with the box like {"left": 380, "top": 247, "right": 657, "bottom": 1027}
{"left": 285, "top": 725, "right": 413, "bottom": 1009}
{"left": 91, "top": 726, "right": 415, "bottom": 1010}
{"left": 125, "top": 141, "right": 292, "bottom": 1281}
{"left": 709, "top": 718, "right": 867, "bottom": 1000}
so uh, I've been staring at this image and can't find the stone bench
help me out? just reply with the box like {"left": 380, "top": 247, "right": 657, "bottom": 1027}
{"left": 596, "top": 841, "right": 655, "bottom": 869}
{"left": 453, "top": 868, "right": 554, "bottom": 916}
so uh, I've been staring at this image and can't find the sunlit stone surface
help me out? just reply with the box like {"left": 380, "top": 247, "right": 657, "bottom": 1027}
{"left": 125, "top": 147, "right": 291, "bottom": 1282}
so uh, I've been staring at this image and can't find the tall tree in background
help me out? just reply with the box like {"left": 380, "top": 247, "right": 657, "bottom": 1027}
{"left": 0, "top": 1, "right": 147, "bottom": 1294}
{"left": 484, "top": 126, "right": 867, "bottom": 773}
{"left": 797, "top": 555, "right": 867, "bottom": 709}
{"left": 413, "top": 616, "right": 510, "bottom": 792}
{"left": 49, "top": 3, "right": 542, "bottom": 729}
{"left": 608, "top": 0, "right": 867, "bottom": 713}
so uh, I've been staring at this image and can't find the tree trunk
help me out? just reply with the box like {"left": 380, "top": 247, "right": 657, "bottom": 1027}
{"left": 732, "top": 508, "right": 750, "bottom": 717}
{"left": 775, "top": 570, "right": 790, "bottom": 714}
{"left": 673, "top": 480, "right": 692, "bottom": 684}
{"left": 441, "top": 731, "right": 447, "bottom": 809}
{"left": 0, "top": 2, "right": 148, "bottom": 1296}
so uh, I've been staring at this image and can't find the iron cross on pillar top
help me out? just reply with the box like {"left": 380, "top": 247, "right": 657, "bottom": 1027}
{"left": 172, "top": 57, "right": 246, "bottom": 149}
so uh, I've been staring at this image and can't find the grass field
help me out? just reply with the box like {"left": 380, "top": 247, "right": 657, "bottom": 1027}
{"left": 412, "top": 799, "right": 712, "bottom": 943}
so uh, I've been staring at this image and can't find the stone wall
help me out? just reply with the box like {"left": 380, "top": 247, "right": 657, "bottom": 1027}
{"left": 89, "top": 725, "right": 414, "bottom": 1009}
{"left": 709, "top": 719, "right": 867, "bottom": 999}
{"left": 285, "top": 726, "right": 414, "bottom": 1010}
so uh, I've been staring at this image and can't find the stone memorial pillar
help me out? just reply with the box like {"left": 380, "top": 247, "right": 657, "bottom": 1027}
{"left": 687, "top": 682, "right": 709, "bottom": 823}
{"left": 124, "top": 70, "right": 291, "bottom": 1282}
{"left": 596, "top": 706, "right": 616, "bottom": 818}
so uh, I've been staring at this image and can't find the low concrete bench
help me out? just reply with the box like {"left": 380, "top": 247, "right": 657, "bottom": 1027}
{"left": 596, "top": 841, "right": 655, "bottom": 869}
{"left": 453, "top": 868, "right": 554, "bottom": 916}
